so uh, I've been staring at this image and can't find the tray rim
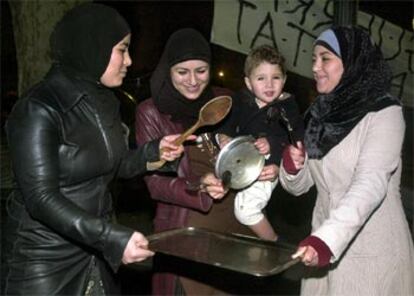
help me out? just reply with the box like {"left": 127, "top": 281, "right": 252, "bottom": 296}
{"left": 147, "top": 227, "right": 299, "bottom": 277}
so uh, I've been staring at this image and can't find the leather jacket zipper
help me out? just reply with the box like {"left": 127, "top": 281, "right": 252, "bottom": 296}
{"left": 93, "top": 112, "right": 113, "bottom": 161}
{"left": 92, "top": 108, "right": 113, "bottom": 214}
{"left": 84, "top": 255, "right": 96, "bottom": 294}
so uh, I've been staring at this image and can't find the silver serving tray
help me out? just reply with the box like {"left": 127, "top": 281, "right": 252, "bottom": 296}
{"left": 215, "top": 136, "right": 265, "bottom": 189}
{"left": 147, "top": 227, "right": 299, "bottom": 277}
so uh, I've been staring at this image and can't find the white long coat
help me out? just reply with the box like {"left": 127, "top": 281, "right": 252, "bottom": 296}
{"left": 280, "top": 105, "right": 414, "bottom": 296}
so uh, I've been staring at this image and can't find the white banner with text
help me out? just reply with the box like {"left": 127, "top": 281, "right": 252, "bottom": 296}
{"left": 211, "top": 0, "right": 413, "bottom": 107}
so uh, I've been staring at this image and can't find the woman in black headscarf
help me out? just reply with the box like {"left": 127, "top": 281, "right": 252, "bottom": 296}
{"left": 279, "top": 26, "right": 414, "bottom": 295}
{"left": 135, "top": 28, "right": 254, "bottom": 295}
{"left": 3, "top": 3, "right": 185, "bottom": 295}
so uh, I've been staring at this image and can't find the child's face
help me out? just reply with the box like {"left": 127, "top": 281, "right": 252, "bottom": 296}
{"left": 245, "top": 62, "right": 286, "bottom": 108}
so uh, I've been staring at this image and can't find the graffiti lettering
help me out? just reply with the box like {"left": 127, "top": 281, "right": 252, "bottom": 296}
{"left": 286, "top": 22, "right": 316, "bottom": 66}
{"left": 237, "top": 0, "right": 257, "bottom": 44}
{"left": 406, "top": 48, "right": 414, "bottom": 74}
{"left": 273, "top": 0, "right": 279, "bottom": 13}
{"left": 391, "top": 73, "right": 407, "bottom": 99}
{"left": 284, "top": 0, "right": 313, "bottom": 25}
{"left": 212, "top": 0, "right": 414, "bottom": 106}
{"left": 250, "top": 13, "right": 278, "bottom": 50}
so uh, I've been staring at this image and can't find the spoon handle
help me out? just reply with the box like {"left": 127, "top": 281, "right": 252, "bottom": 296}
{"left": 173, "top": 121, "right": 201, "bottom": 146}
{"left": 146, "top": 121, "right": 201, "bottom": 170}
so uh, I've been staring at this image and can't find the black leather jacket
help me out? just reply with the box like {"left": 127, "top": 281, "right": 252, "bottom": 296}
{"left": 3, "top": 66, "right": 160, "bottom": 295}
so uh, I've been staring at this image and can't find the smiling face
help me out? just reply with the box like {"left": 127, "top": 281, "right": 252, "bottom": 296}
{"left": 170, "top": 59, "right": 210, "bottom": 100}
{"left": 312, "top": 45, "right": 344, "bottom": 94}
{"left": 244, "top": 62, "right": 286, "bottom": 108}
{"left": 100, "top": 34, "right": 132, "bottom": 88}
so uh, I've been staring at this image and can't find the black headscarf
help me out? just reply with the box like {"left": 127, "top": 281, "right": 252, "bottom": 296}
{"left": 151, "top": 28, "right": 215, "bottom": 128}
{"left": 50, "top": 3, "right": 130, "bottom": 82}
{"left": 304, "top": 26, "right": 400, "bottom": 159}
{"left": 50, "top": 3, "right": 131, "bottom": 126}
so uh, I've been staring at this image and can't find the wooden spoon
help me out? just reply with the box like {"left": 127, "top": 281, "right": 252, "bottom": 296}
{"left": 147, "top": 95, "right": 232, "bottom": 170}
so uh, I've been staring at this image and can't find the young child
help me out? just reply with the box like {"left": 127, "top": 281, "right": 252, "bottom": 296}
{"left": 216, "top": 44, "right": 304, "bottom": 241}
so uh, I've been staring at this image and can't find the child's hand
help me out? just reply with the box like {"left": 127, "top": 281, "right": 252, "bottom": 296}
{"left": 254, "top": 137, "right": 270, "bottom": 155}
{"left": 200, "top": 173, "right": 228, "bottom": 200}
{"left": 258, "top": 164, "right": 279, "bottom": 181}
{"left": 217, "top": 133, "right": 232, "bottom": 149}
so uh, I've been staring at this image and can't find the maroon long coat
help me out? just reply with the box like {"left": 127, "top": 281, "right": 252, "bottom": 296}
{"left": 135, "top": 87, "right": 247, "bottom": 295}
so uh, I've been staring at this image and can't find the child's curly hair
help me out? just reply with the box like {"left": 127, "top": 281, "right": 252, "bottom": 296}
{"left": 244, "top": 44, "right": 286, "bottom": 77}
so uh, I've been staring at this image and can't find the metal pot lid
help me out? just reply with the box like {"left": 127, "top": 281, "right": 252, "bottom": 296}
{"left": 215, "top": 135, "right": 265, "bottom": 190}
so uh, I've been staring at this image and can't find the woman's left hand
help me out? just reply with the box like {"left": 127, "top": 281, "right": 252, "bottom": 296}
{"left": 200, "top": 173, "right": 228, "bottom": 200}
{"left": 292, "top": 245, "right": 319, "bottom": 267}
{"left": 258, "top": 164, "right": 279, "bottom": 182}
{"left": 159, "top": 134, "right": 196, "bottom": 162}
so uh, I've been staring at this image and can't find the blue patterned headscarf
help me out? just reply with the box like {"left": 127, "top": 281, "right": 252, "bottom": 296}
{"left": 305, "top": 26, "right": 400, "bottom": 159}
{"left": 314, "top": 29, "right": 341, "bottom": 58}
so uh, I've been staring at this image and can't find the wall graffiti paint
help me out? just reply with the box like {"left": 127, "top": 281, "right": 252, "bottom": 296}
{"left": 211, "top": 0, "right": 413, "bottom": 107}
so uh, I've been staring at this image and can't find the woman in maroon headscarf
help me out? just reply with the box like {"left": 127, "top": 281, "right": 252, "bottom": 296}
{"left": 135, "top": 28, "right": 254, "bottom": 295}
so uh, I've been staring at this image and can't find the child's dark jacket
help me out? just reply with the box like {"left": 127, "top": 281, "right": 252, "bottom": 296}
{"left": 218, "top": 88, "right": 304, "bottom": 165}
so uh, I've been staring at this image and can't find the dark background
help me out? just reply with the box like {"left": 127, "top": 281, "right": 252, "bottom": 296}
{"left": 2, "top": 1, "right": 413, "bottom": 109}
{"left": 1, "top": 1, "right": 413, "bottom": 295}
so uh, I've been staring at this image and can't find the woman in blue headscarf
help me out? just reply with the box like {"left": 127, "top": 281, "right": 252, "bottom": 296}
{"left": 279, "top": 26, "right": 414, "bottom": 296}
